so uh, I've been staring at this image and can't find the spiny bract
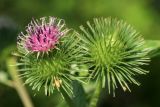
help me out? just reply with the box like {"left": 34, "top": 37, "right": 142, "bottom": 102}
{"left": 79, "top": 17, "right": 150, "bottom": 96}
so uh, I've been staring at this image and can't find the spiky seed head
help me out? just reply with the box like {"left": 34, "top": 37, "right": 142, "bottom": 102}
{"left": 79, "top": 17, "right": 150, "bottom": 96}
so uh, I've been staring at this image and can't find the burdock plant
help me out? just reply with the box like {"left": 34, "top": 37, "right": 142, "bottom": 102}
{"left": 16, "top": 17, "right": 84, "bottom": 96}
{"left": 15, "top": 16, "right": 151, "bottom": 107}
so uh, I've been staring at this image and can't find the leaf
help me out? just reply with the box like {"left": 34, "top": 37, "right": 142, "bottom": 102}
{"left": 72, "top": 80, "right": 87, "bottom": 107}
{"left": 145, "top": 40, "right": 160, "bottom": 57}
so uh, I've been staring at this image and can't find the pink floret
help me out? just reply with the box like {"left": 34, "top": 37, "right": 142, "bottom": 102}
{"left": 26, "top": 26, "right": 60, "bottom": 52}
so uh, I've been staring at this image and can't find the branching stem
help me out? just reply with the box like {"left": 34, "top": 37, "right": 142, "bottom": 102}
{"left": 7, "top": 57, "right": 34, "bottom": 107}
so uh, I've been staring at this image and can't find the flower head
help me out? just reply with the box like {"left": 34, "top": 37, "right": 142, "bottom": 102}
{"left": 16, "top": 18, "right": 83, "bottom": 96}
{"left": 79, "top": 17, "right": 150, "bottom": 96}
{"left": 17, "top": 17, "right": 68, "bottom": 54}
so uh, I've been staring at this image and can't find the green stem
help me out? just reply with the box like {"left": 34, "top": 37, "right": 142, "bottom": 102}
{"left": 7, "top": 57, "right": 34, "bottom": 107}
{"left": 0, "top": 79, "right": 14, "bottom": 87}
{"left": 89, "top": 81, "right": 102, "bottom": 107}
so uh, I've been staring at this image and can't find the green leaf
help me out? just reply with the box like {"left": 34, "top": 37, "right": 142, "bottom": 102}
{"left": 61, "top": 80, "right": 87, "bottom": 107}
{"left": 145, "top": 40, "right": 160, "bottom": 57}
{"left": 72, "top": 80, "right": 87, "bottom": 107}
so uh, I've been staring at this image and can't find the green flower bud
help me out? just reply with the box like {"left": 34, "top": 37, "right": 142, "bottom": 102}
{"left": 79, "top": 17, "right": 150, "bottom": 96}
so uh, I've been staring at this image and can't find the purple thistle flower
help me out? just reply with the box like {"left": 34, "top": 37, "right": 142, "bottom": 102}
{"left": 17, "top": 17, "right": 69, "bottom": 53}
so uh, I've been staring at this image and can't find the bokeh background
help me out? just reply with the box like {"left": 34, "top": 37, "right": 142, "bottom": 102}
{"left": 0, "top": 0, "right": 160, "bottom": 107}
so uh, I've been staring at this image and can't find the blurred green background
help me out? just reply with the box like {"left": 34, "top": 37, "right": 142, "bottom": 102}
{"left": 0, "top": 0, "right": 160, "bottom": 107}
